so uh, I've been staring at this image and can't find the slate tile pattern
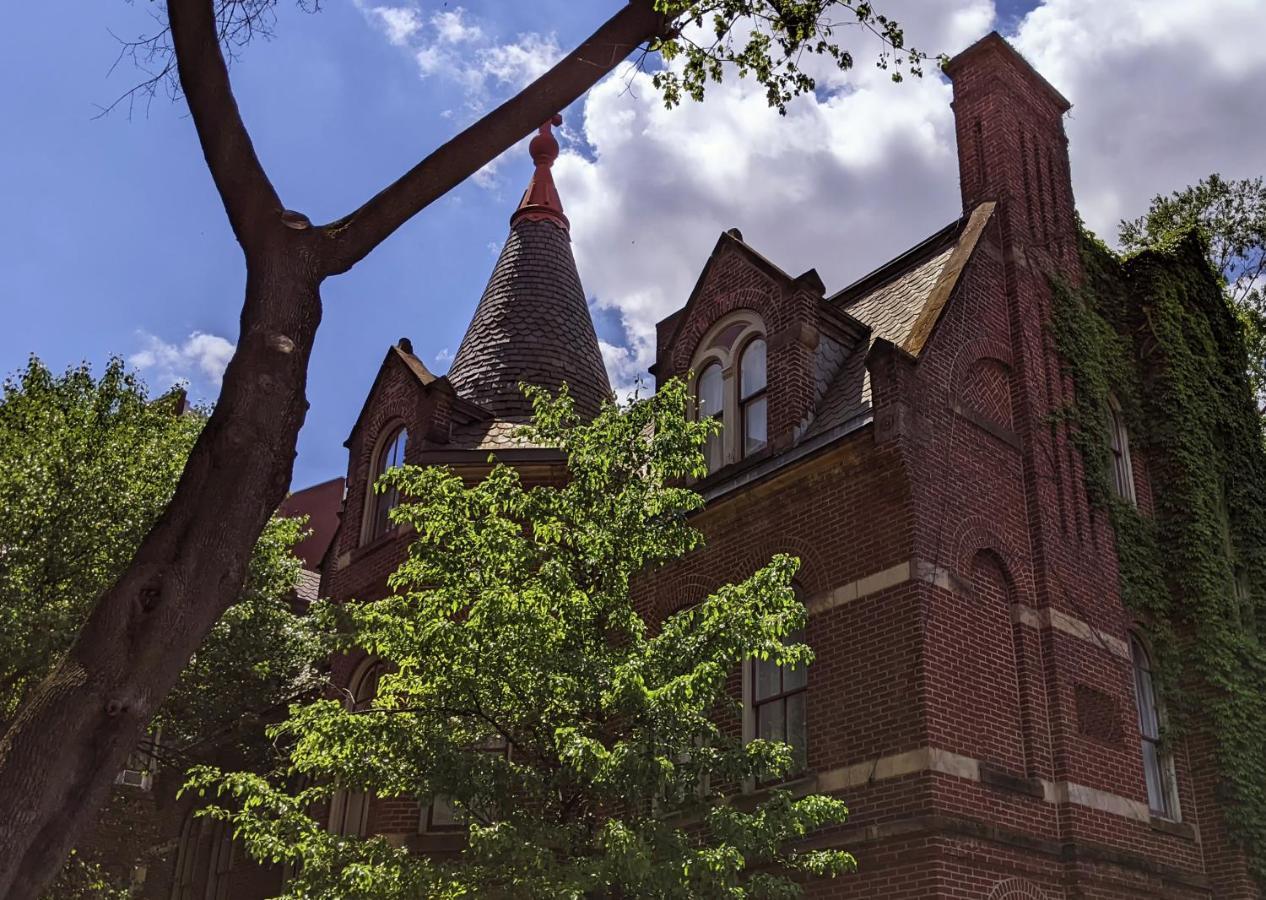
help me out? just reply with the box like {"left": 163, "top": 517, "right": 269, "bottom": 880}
{"left": 446, "top": 218, "right": 611, "bottom": 422}
{"left": 804, "top": 244, "right": 956, "bottom": 439}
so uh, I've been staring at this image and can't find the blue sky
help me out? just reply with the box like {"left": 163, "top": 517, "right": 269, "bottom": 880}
{"left": 3, "top": 0, "right": 1263, "bottom": 490}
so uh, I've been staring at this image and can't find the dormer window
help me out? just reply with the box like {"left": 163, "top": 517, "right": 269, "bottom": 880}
{"left": 366, "top": 425, "right": 407, "bottom": 542}
{"left": 691, "top": 312, "right": 768, "bottom": 473}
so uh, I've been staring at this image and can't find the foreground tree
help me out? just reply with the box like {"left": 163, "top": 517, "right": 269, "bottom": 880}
{"left": 1119, "top": 173, "right": 1266, "bottom": 408}
{"left": 0, "top": 358, "right": 321, "bottom": 892}
{"left": 0, "top": 3, "right": 931, "bottom": 893}
{"left": 189, "top": 381, "right": 851, "bottom": 898}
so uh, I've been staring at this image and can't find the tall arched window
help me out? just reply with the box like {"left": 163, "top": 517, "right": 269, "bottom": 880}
{"left": 1107, "top": 396, "right": 1135, "bottom": 505}
{"left": 747, "top": 625, "right": 808, "bottom": 778}
{"left": 328, "top": 659, "right": 382, "bottom": 836}
{"left": 697, "top": 363, "right": 725, "bottom": 472}
{"left": 739, "top": 338, "right": 767, "bottom": 457}
{"left": 366, "top": 426, "right": 407, "bottom": 542}
{"left": 1129, "top": 634, "right": 1178, "bottom": 819}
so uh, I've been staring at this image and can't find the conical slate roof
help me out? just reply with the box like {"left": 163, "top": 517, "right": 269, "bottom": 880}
{"left": 446, "top": 116, "right": 611, "bottom": 420}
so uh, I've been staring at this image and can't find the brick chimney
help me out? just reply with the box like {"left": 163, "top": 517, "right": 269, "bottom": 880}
{"left": 945, "top": 32, "right": 1077, "bottom": 262}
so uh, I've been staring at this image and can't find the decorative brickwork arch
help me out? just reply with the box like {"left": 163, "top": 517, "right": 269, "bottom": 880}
{"left": 758, "top": 540, "right": 831, "bottom": 598}
{"left": 948, "top": 338, "right": 1013, "bottom": 396}
{"left": 948, "top": 339, "right": 1015, "bottom": 431}
{"left": 948, "top": 516, "right": 1026, "bottom": 589}
{"left": 987, "top": 877, "right": 1048, "bottom": 900}
{"left": 671, "top": 286, "right": 779, "bottom": 376}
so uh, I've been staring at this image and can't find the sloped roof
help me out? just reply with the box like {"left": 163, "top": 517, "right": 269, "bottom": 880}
{"left": 446, "top": 217, "right": 611, "bottom": 421}
{"left": 277, "top": 476, "right": 345, "bottom": 570}
{"left": 801, "top": 202, "right": 995, "bottom": 439}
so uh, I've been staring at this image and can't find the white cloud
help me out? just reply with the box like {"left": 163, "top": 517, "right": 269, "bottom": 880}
{"left": 129, "top": 331, "right": 236, "bottom": 393}
{"left": 366, "top": 5, "right": 423, "bottom": 47}
{"left": 1010, "top": 0, "right": 1266, "bottom": 239}
{"left": 435, "top": 347, "right": 453, "bottom": 364}
{"left": 355, "top": 2, "right": 561, "bottom": 112}
{"left": 556, "top": 1, "right": 992, "bottom": 375}
{"left": 431, "top": 8, "right": 483, "bottom": 44}
{"left": 553, "top": 0, "right": 1265, "bottom": 387}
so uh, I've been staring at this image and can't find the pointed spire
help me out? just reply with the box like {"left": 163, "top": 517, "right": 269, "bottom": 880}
{"left": 511, "top": 114, "right": 569, "bottom": 230}
{"left": 445, "top": 115, "right": 610, "bottom": 421}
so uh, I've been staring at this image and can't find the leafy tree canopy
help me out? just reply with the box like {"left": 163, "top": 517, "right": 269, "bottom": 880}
{"left": 0, "top": 357, "right": 321, "bottom": 753}
{"left": 1119, "top": 173, "right": 1266, "bottom": 408}
{"left": 190, "top": 380, "right": 852, "bottom": 899}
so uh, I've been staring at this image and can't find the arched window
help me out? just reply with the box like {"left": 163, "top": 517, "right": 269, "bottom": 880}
{"left": 690, "top": 312, "right": 767, "bottom": 474}
{"left": 697, "top": 363, "right": 725, "bottom": 472}
{"left": 1107, "top": 396, "right": 1135, "bottom": 505}
{"left": 748, "top": 626, "right": 808, "bottom": 778}
{"left": 366, "top": 426, "right": 407, "bottom": 542}
{"left": 328, "top": 659, "right": 382, "bottom": 836}
{"left": 1129, "top": 634, "right": 1178, "bottom": 819}
{"left": 739, "top": 338, "right": 767, "bottom": 457}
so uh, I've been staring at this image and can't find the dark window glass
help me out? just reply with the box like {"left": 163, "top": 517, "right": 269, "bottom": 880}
{"left": 368, "top": 427, "right": 408, "bottom": 540}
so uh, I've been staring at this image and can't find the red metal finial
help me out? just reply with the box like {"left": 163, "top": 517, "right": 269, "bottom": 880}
{"left": 512, "top": 114, "right": 569, "bottom": 231}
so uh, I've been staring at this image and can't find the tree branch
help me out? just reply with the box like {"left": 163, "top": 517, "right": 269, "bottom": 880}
{"left": 168, "top": 0, "right": 285, "bottom": 252}
{"left": 317, "top": 0, "right": 668, "bottom": 276}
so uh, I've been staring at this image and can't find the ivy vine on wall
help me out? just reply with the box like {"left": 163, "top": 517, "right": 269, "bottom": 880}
{"left": 1052, "top": 229, "right": 1266, "bottom": 883}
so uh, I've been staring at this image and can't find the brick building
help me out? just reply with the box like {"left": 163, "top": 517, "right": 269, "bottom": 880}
{"left": 148, "top": 32, "right": 1261, "bottom": 900}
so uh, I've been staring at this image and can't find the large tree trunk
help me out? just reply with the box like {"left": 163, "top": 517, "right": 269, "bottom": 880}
{"left": 0, "top": 1, "right": 666, "bottom": 895}
{"left": 0, "top": 266, "right": 322, "bottom": 896}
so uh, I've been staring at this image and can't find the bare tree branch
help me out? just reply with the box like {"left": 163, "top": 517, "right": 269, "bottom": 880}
{"left": 167, "top": 0, "right": 286, "bottom": 249}
{"left": 316, "top": 0, "right": 669, "bottom": 276}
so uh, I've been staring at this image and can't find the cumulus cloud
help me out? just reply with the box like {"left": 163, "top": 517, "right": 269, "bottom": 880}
{"left": 129, "top": 331, "right": 236, "bottom": 393}
{"left": 556, "top": 1, "right": 993, "bottom": 374}
{"left": 1010, "top": 0, "right": 1266, "bottom": 238}
{"left": 553, "top": 0, "right": 1265, "bottom": 385}
{"left": 355, "top": 3, "right": 560, "bottom": 107}
{"left": 365, "top": 5, "right": 423, "bottom": 47}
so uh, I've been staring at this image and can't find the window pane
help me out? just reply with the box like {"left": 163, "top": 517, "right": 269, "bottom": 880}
{"left": 1131, "top": 640, "right": 1161, "bottom": 740}
{"left": 757, "top": 699, "right": 784, "bottom": 743}
{"left": 703, "top": 429, "right": 724, "bottom": 473}
{"left": 697, "top": 364, "right": 723, "bottom": 420}
{"left": 740, "top": 339, "right": 766, "bottom": 400}
{"left": 428, "top": 795, "right": 458, "bottom": 829}
{"left": 1141, "top": 739, "right": 1166, "bottom": 814}
{"left": 386, "top": 428, "right": 407, "bottom": 468}
{"left": 782, "top": 661, "right": 806, "bottom": 693}
{"left": 743, "top": 395, "right": 767, "bottom": 456}
{"left": 786, "top": 692, "right": 807, "bottom": 771}
{"left": 755, "top": 657, "right": 781, "bottom": 701}
{"left": 370, "top": 428, "right": 408, "bottom": 539}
